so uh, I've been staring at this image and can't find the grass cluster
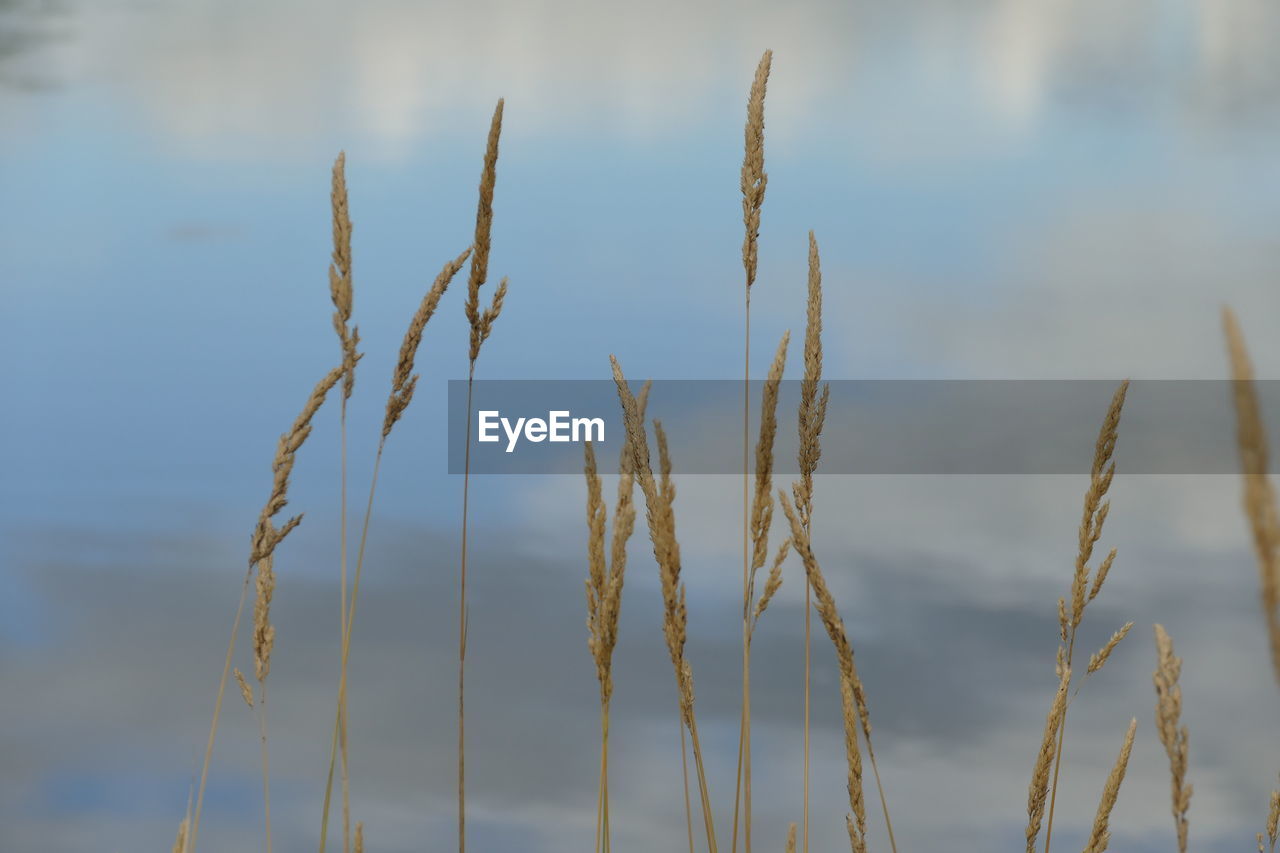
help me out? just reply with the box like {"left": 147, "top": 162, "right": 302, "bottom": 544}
{"left": 170, "top": 52, "right": 1280, "bottom": 853}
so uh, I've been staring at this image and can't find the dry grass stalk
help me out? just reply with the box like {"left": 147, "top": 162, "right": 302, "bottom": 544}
{"left": 173, "top": 816, "right": 189, "bottom": 853}
{"left": 753, "top": 538, "right": 791, "bottom": 628}
{"left": 354, "top": 822, "right": 364, "bottom": 853}
{"left": 1025, "top": 666, "right": 1071, "bottom": 853}
{"left": 319, "top": 247, "right": 470, "bottom": 853}
{"left": 740, "top": 49, "right": 771, "bottom": 297}
{"left": 796, "top": 229, "right": 829, "bottom": 853}
{"left": 748, "top": 332, "right": 790, "bottom": 610}
{"left": 734, "top": 331, "right": 789, "bottom": 853}
{"left": 612, "top": 356, "right": 718, "bottom": 853}
{"left": 1222, "top": 307, "right": 1280, "bottom": 684}
{"left": 585, "top": 381, "right": 650, "bottom": 853}
{"left": 187, "top": 359, "right": 342, "bottom": 853}
{"left": 329, "top": 152, "right": 361, "bottom": 406}
{"left": 459, "top": 97, "right": 508, "bottom": 853}
{"left": 785, "top": 823, "right": 796, "bottom": 853}
{"left": 1041, "top": 381, "right": 1129, "bottom": 853}
{"left": 234, "top": 668, "right": 254, "bottom": 709}
{"left": 735, "top": 48, "right": 773, "bottom": 853}
{"left": 464, "top": 98, "right": 508, "bottom": 366}
{"left": 1087, "top": 623, "right": 1134, "bottom": 676}
{"left": 248, "top": 364, "right": 344, "bottom": 853}
{"left": 382, "top": 248, "right": 474, "bottom": 439}
{"left": 778, "top": 493, "right": 869, "bottom": 853}
{"left": 794, "top": 232, "right": 829, "bottom": 531}
{"left": 328, "top": 150, "right": 363, "bottom": 853}
{"left": 1081, "top": 718, "right": 1137, "bottom": 853}
{"left": 1153, "top": 624, "right": 1192, "bottom": 853}
{"left": 1262, "top": 777, "right": 1279, "bottom": 853}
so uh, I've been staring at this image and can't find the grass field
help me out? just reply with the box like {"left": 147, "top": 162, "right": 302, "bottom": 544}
{"left": 162, "top": 51, "right": 1280, "bottom": 853}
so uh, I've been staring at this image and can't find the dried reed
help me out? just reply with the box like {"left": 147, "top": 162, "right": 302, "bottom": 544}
{"left": 173, "top": 817, "right": 189, "bottom": 853}
{"left": 1222, "top": 307, "right": 1280, "bottom": 685}
{"left": 1040, "top": 381, "right": 1130, "bottom": 853}
{"left": 1153, "top": 623, "right": 1192, "bottom": 853}
{"left": 736, "top": 332, "right": 790, "bottom": 853}
{"left": 735, "top": 48, "right": 772, "bottom": 853}
{"left": 584, "top": 381, "right": 650, "bottom": 853}
{"left": 318, "top": 247, "right": 471, "bottom": 853}
{"left": 1081, "top": 718, "right": 1137, "bottom": 853}
{"left": 777, "top": 493, "right": 868, "bottom": 853}
{"left": 1026, "top": 666, "right": 1070, "bottom": 853}
{"left": 458, "top": 98, "right": 508, "bottom": 853}
{"left": 328, "top": 150, "right": 363, "bottom": 853}
{"left": 187, "top": 354, "right": 342, "bottom": 853}
{"left": 612, "top": 356, "right": 718, "bottom": 853}
{"left": 795, "top": 230, "right": 829, "bottom": 853}
{"left": 1260, "top": 776, "right": 1279, "bottom": 853}
{"left": 234, "top": 668, "right": 254, "bottom": 709}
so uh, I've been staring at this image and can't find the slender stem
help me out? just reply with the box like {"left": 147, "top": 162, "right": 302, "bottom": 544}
{"left": 257, "top": 683, "right": 273, "bottom": 853}
{"left": 596, "top": 741, "right": 605, "bottom": 853}
{"left": 731, "top": 708, "right": 746, "bottom": 853}
{"left": 189, "top": 564, "right": 254, "bottom": 853}
{"left": 744, "top": 641, "right": 753, "bottom": 853}
{"left": 680, "top": 718, "right": 695, "bottom": 853}
{"left": 732, "top": 286, "right": 751, "bottom": 853}
{"left": 687, "top": 716, "right": 719, "bottom": 853}
{"left": 320, "top": 443, "right": 386, "bottom": 853}
{"left": 459, "top": 366, "right": 477, "bottom": 853}
{"left": 601, "top": 706, "right": 611, "bottom": 853}
{"left": 802, "top": 582, "right": 811, "bottom": 853}
{"left": 1042, "top": 632, "right": 1077, "bottom": 853}
{"left": 866, "top": 744, "right": 898, "bottom": 853}
{"left": 596, "top": 708, "right": 604, "bottom": 853}
{"left": 339, "top": 396, "right": 351, "bottom": 853}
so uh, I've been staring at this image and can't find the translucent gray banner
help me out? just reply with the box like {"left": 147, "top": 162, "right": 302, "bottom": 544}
{"left": 445, "top": 380, "right": 1274, "bottom": 474}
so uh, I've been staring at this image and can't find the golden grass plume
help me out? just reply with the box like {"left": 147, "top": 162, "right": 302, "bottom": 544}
{"left": 1223, "top": 307, "right": 1280, "bottom": 685}
{"left": 1153, "top": 623, "right": 1192, "bottom": 853}
{"left": 1081, "top": 717, "right": 1137, "bottom": 853}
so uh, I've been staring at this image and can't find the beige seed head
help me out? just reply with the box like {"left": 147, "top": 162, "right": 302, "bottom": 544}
{"left": 1153, "top": 623, "right": 1192, "bottom": 853}
{"left": 1088, "top": 622, "right": 1134, "bottom": 675}
{"left": 753, "top": 538, "right": 792, "bottom": 628}
{"left": 1265, "top": 779, "right": 1278, "bottom": 853}
{"left": 1082, "top": 717, "right": 1138, "bottom": 853}
{"left": 234, "top": 667, "right": 254, "bottom": 709}
{"left": 247, "top": 363, "right": 344, "bottom": 686}
{"left": 611, "top": 358, "right": 695, "bottom": 724}
{"left": 795, "top": 231, "right": 827, "bottom": 527}
{"left": 1072, "top": 381, "right": 1128, "bottom": 629}
{"left": 741, "top": 49, "right": 772, "bottom": 294}
{"left": 1223, "top": 307, "right": 1280, "bottom": 685}
{"left": 252, "top": 553, "right": 277, "bottom": 683}
{"left": 249, "top": 364, "right": 344, "bottom": 567}
{"left": 172, "top": 817, "right": 189, "bottom": 853}
{"left": 382, "top": 247, "right": 472, "bottom": 439}
{"left": 747, "top": 331, "right": 790, "bottom": 622}
{"left": 584, "top": 382, "right": 649, "bottom": 704}
{"left": 466, "top": 99, "right": 507, "bottom": 365}
{"left": 1025, "top": 665, "right": 1071, "bottom": 853}
{"left": 779, "top": 493, "right": 872, "bottom": 741}
{"left": 329, "top": 151, "right": 360, "bottom": 402}
{"left": 779, "top": 491, "right": 870, "bottom": 847}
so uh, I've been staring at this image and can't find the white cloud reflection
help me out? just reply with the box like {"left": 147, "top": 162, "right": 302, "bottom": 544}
{"left": 3, "top": 0, "right": 1277, "bottom": 160}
